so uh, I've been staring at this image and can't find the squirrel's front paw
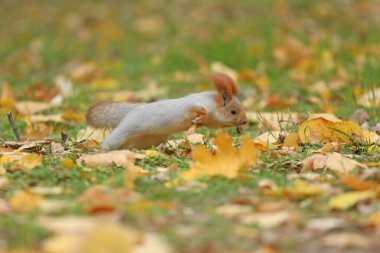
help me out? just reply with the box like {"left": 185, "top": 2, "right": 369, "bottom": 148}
{"left": 101, "top": 142, "right": 112, "bottom": 152}
{"left": 191, "top": 107, "right": 208, "bottom": 126}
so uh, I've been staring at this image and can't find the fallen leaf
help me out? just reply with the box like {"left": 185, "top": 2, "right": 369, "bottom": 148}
{"left": 78, "top": 186, "right": 142, "bottom": 215}
{"left": 69, "top": 62, "right": 99, "bottom": 83}
{"left": 301, "top": 154, "right": 327, "bottom": 171}
{"left": 362, "top": 131, "right": 379, "bottom": 144}
{"left": 15, "top": 101, "right": 53, "bottom": 115}
{"left": 325, "top": 152, "right": 367, "bottom": 174}
{"left": 181, "top": 133, "right": 259, "bottom": 180}
{"left": 310, "top": 142, "right": 340, "bottom": 153}
{"left": 50, "top": 142, "right": 65, "bottom": 154}
{"left": 306, "top": 217, "right": 346, "bottom": 233}
{"left": 282, "top": 179, "right": 322, "bottom": 198}
{"left": 132, "top": 233, "right": 172, "bottom": 253}
{"left": 246, "top": 112, "right": 299, "bottom": 131}
{"left": 10, "top": 190, "right": 42, "bottom": 212}
{"left": 30, "top": 114, "right": 63, "bottom": 123}
{"left": 255, "top": 131, "right": 284, "bottom": 144}
{"left": 299, "top": 117, "right": 362, "bottom": 144}
{"left": 369, "top": 212, "right": 380, "bottom": 226}
{"left": 76, "top": 150, "right": 144, "bottom": 167}
{"left": 340, "top": 175, "right": 377, "bottom": 191}
{"left": 215, "top": 204, "right": 253, "bottom": 218}
{"left": 23, "top": 122, "right": 53, "bottom": 140}
{"left": 307, "top": 113, "right": 342, "bottom": 123}
{"left": 322, "top": 232, "right": 371, "bottom": 249}
{"left": 240, "top": 210, "right": 293, "bottom": 229}
{"left": 61, "top": 157, "right": 75, "bottom": 169}
{"left": 282, "top": 132, "right": 299, "bottom": 147}
{"left": 76, "top": 127, "right": 111, "bottom": 142}
{"left": 329, "top": 190, "right": 375, "bottom": 210}
{"left": 357, "top": 88, "right": 380, "bottom": 107}
{"left": 76, "top": 139, "right": 100, "bottom": 151}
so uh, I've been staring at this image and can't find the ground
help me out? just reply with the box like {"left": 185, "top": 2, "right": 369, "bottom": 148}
{"left": 0, "top": 0, "right": 380, "bottom": 252}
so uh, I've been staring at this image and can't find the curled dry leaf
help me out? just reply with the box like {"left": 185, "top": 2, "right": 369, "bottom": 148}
{"left": 76, "top": 150, "right": 145, "bottom": 167}
{"left": 181, "top": 133, "right": 259, "bottom": 180}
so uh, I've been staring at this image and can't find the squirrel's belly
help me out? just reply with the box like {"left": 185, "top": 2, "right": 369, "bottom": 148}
{"left": 122, "top": 134, "right": 169, "bottom": 149}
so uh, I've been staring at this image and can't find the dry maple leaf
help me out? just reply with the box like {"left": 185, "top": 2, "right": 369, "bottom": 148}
{"left": 181, "top": 132, "right": 259, "bottom": 180}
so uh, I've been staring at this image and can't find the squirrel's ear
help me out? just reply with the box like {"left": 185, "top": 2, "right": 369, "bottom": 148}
{"left": 210, "top": 72, "right": 238, "bottom": 106}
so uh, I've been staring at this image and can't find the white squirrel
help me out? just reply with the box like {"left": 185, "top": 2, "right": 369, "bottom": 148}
{"left": 86, "top": 72, "right": 247, "bottom": 150}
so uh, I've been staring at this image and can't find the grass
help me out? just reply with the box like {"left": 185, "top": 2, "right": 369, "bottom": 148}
{"left": 0, "top": 0, "right": 380, "bottom": 252}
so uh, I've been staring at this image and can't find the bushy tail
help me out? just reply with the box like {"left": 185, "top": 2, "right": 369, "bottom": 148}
{"left": 86, "top": 102, "right": 139, "bottom": 128}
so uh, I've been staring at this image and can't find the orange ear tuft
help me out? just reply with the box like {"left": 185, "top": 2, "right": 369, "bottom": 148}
{"left": 210, "top": 72, "right": 238, "bottom": 100}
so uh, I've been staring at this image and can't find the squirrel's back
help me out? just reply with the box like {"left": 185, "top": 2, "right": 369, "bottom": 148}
{"left": 86, "top": 102, "right": 139, "bottom": 128}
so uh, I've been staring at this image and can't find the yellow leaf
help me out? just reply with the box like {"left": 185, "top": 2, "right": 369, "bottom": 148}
{"left": 91, "top": 78, "right": 119, "bottom": 90}
{"left": 61, "top": 158, "right": 75, "bottom": 169}
{"left": 76, "top": 127, "right": 111, "bottom": 142}
{"left": 299, "top": 118, "right": 362, "bottom": 144}
{"left": 362, "top": 131, "right": 379, "bottom": 144}
{"left": 15, "top": 154, "right": 43, "bottom": 169}
{"left": 283, "top": 132, "right": 299, "bottom": 147}
{"left": 10, "top": 191, "right": 42, "bottom": 212}
{"left": 369, "top": 212, "right": 380, "bottom": 226}
{"left": 329, "top": 190, "right": 375, "bottom": 210}
{"left": 307, "top": 113, "right": 341, "bottom": 122}
{"left": 181, "top": 133, "right": 259, "bottom": 180}
{"left": 282, "top": 179, "right": 322, "bottom": 198}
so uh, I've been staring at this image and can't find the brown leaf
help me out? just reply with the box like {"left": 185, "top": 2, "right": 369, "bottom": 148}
{"left": 76, "top": 150, "right": 145, "bottom": 167}
{"left": 301, "top": 154, "right": 327, "bottom": 171}
{"left": 15, "top": 101, "right": 53, "bottom": 115}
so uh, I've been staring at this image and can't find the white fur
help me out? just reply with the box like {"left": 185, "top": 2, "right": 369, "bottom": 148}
{"left": 101, "top": 92, "right": 233, "bottom": 150}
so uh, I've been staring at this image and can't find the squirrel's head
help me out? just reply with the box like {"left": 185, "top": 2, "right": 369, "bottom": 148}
{"left": 211, "top": 72, "right": 247, "bottom": 131}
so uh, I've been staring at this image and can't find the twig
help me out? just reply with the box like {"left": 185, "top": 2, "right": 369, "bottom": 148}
{"left": 7, "top": 111, "right": 21, "bottom": 142}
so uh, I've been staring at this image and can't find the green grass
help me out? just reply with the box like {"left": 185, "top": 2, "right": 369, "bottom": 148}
{"left": 0, "top": 0, "right": 380, "bottom": 252}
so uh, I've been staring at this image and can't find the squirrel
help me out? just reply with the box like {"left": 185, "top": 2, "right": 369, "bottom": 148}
{"left": 86, "top": 72, "right": 247, "bottom": 151}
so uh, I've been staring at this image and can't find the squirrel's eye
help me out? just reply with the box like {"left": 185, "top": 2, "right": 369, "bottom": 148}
{"left": 231, "top": 109, "right": 237, "bottom": 115}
